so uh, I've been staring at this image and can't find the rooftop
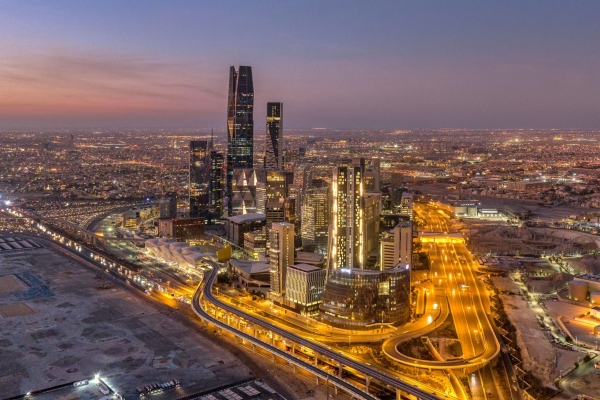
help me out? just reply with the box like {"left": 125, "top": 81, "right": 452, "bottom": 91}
{"left": 289, "top": 263, "right": 322, "bottom": 273}
{"left": 227, "top": 213, "right": 266, "bottom": 224}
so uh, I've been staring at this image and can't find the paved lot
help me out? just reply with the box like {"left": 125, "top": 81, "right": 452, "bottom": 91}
{"left": 0, "top": 244, "right": 250, "bottom": 399}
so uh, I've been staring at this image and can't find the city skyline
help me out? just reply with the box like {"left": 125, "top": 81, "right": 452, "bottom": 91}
{"left": 2, "top": 1, "right": 600, "bottom": 130}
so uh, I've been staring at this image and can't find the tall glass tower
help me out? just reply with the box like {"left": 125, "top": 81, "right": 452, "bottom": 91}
{"left": 226, "top": 66, "right": 254, "bottom": 215}
{"left": 264, "top": 102, "right": 283, "bottom": 170}
{"left": 189, "top": 140, "right": 211, "bottom": 219}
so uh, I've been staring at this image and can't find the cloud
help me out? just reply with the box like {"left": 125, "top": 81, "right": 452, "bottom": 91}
{"left": 0, "top": 47, "right": 224, "bottom": 116}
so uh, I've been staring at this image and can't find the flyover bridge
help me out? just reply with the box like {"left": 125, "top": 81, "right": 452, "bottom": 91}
{"left": 193, "top": 261, "right": 448, "bottom": 400}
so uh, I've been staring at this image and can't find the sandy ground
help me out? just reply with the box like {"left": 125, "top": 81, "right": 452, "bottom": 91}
{"left": 545, "top": 302, "right": 590, "bottom": 319}
{"left": 492, "top": 277, "right": 556, "bottom": 383}
{"left": 0, "top": 274, "right": 28, "bottom": 292}
{"left": 572, "top": 369, "right": 600, "bottom": 397}
{"left": 552, "top": 349, "right": 587, "bottom": 380}
{"left": 0, "top": 247, "right": 251, "bottom": 399}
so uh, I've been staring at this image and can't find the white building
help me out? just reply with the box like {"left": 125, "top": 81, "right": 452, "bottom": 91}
{"left": 380, "top": 220, "right": 413, "bottom": 270}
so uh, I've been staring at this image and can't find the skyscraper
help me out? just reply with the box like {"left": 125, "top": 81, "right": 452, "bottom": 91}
{"left": 159, "top": 192, "right": 177, "bottom": 219}
{"left": 380, "top": 220, "right": 413, "bottom": 270}
{"left": 329, "top": 158, "right": 366, "bottom": 271}
{"left": 226, "top": 66, "right": 254, "bottom": 216}
{"left": 189, "top": 141, "right": 211, "bottom": 219}
{"left": 209, "top": 150, "right": 224, "bottom": 221}
{"left": 301, "top": 187, "right": 330, "bottom": 254}
{"left": 264, "top": 102, "right": 283, "bottom": 170}
{"left": 399, "top": 192, "right": 414, "bottom": 220}
{"left": 269, "top": 222, "right": 295, "bottom": 295}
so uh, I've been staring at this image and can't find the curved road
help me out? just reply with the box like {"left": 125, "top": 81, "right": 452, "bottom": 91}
{"left": 195, "top": 260, "right": 446, "bottom": 400}
{"left": 383, "top": 204, "right": 500, "bottom": 370}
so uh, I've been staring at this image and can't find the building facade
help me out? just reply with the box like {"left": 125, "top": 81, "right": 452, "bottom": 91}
{"left": 301, "top": 187, "right": 330, "bottom": 254}
{"left": 225, "top": 213, "right": 266, "bottom": 247}
{"left": 399, "top": 192, "right": 414, "bottom": 220}
{"left": 189, "top": 141, "right": 211, "bottom": 218}
{"left": 269, "top": 222, "right": 295, "bottom": 295}
{"left": 329, "top": 159, "right": 366, "bottom": 270}
{"left": 285, "top": 264, "right": 326, "bottom": 316}
{"left": 231, "top": 169, "right": 266, "bottom": 216}
{"left": 319, "top": 264, "right": 411, "bottom": 329}
{"left": 380, "top": 220, "right": 413, "bottom": 270}
{"left": 226, "top": 66, "right": 254, "bottom": 216}
{"left": 209, "top": 150, "right": 224, "bottom": 221}
{"left": 159, "top": 193, "right": 177, "bottom": 219}
{"left": 264, "top": 102, "right": 283, "bottom": 170}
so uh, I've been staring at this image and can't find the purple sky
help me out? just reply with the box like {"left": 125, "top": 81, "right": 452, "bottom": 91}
{"left": 1, "top": 1, "right": 600, "bottom": 130}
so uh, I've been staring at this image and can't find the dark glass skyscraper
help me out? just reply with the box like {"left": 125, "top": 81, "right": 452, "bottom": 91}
{"left": 209, "top": 150, "right": 224, "bottom": 221}
{"left": 264, "top": 102, "right": 282, "bottom": 170}
{"left": 189, "top": 140, "right": 211, "bottom": 219}
{"left": 226, "top": 66, "right": 254, "bottom": 215}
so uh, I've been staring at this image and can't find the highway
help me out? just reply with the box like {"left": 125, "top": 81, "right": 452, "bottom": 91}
{"left": 194, "top": 260, "right": 446, "bottom": 400}
{"left": 383, "top": 205, "right": 500, "bottom": 370}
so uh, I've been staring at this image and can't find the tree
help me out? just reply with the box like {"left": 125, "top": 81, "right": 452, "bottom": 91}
{"left": 583, "top": 355, "right": 591, "bottom": 363}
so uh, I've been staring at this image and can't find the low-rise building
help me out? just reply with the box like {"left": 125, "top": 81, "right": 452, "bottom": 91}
{"left": 225, "top": 213, "right": 266, "bottom": 246}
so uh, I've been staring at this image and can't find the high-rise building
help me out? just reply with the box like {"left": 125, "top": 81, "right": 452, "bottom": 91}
{"left": 209, "top": 150, "right": 224, "bottom": 221}
{"left": 364, "top": 192, "right": 382, "bottom": 262}
{"left": 159, "top": 192, "right": 177, "bottom": 219}
{"left": 292, "top": 165, "right": 312, "bottom": 216}
{"left": 301, "top": 187, "right": 330, "bottom": 254}
{"left": 265, "top": 197, "right": 285, "bottom": 231}
{"left": 399, "top": 192, "right": 414, "bottom": 220}
{"left": 329, "top": 158, "right": 366, "bottom": 270}
{"left": 269, "top": 222, "right": 295, "bottom": 295}
{"left": 189, "top": 141, "right": 211, "bottom": 218}
{"left": 380, "top": 220, "right": 413, "bottom": 270}
{"left": 285, "top": 264, "right": 326, "bottom": 316}
{"left": 226, "top": 66, "right": 254, "bottom": 216}
{"left": 266, "top": 170, "right": 286, "bottom": 200}
{"left": 264, "top": 102, "right": 283, "bottom": 170}
{"left": 231, "top": 169, "right": 266, "bottom": 215}
{"left": 372, "top": 158, "right": 381, "bottom": 193}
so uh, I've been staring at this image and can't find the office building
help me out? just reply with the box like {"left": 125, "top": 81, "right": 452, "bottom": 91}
{"left": 319, "top": 264, "right": 411, "bottom": 329}
{"left": 226, "top": 66, "right": 254, "bottom": 215}
{"left": 329, "top": 158, "right": 366, "bottom": 270}
{"left": 269, "top": 222, "right": 295, "bottom": 295}
{"left": 159, "top": 193, "right": 177, "bottom": 219}
{"left": 158, "top": 218, "right": 205, "bottom": 241}
{"left": 364, "top": 192, "right": 381, "bottom": 257}
{"left": 244, "top": 228, "right": 267, "bottom": 261}
{"left": 291, "top": 165, "right": 312, "bottom": 217}
{"left": 231, "top": 169, "right": 266, "bottom": 215}
{"left": 228, "top": 259, "right": 271, "bottom": 293}
{"left": 301, "top": 187, "right": 330, "bottom": 254}
{"left": 189, "top": 141, "right": 211, "bottom": 218}
{"left": 399, "top": 192, "right": 414, "bottom": 220}
{"left": 380, "top": 213, "right": 410, "bottom": 236}
{"left": 380, "top": 220, "right": 413, "bottom": 270}
{"left": 225, "top": 213, "right": 266, "bottom": 246}
{"left": 209, "top": 150, "right": 224, "bottom": 221}
{"left": 264, "top": 102, "right": 283, "bottom": 170}
{"left": 285, "top": 264, "right": 326, "bottom": 316}
{"left": 265, "top": 197, "right": 285, "bottom": 230}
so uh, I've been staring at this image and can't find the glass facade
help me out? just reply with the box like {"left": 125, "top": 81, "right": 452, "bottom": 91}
{"left": 226, "top": 66, "right": 254, "bottom": 216}
{"left": 209, "top": 150, "right": 224, "bottom": 221}
{"left": 189, "top": 141, "right": 210, "bottom": 219}
{"left": 264, "top": 102, "right": 283, "bottom": 170}
{"left": 319, "top": 265, "right": 410, "bottom": 329}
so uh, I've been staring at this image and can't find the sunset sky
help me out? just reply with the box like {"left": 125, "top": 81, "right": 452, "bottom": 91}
{"left": 1, "top": 1, "right": 600, "bottom": 130}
